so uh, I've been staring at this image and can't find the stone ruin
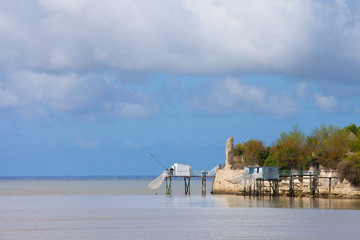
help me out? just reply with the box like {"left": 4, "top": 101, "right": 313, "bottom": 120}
{"left": 225, "top": 136, "right": 234, "bottom": 169}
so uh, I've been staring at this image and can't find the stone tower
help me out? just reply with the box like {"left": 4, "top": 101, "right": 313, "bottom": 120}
{"left": 225, "top": 137, "right": 234, "bottom": 169}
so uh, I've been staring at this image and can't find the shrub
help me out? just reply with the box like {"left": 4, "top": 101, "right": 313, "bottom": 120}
{"left": 234, "top": 143, "right": 244, "bottom": 156}
{"left": 310, "top": 125, "right": 349, "bottom": 168}
{"left": 337, "top": 154, "right": 360, "bottom": 186}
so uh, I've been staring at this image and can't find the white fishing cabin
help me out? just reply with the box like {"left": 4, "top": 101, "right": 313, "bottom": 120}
{"left": 168, "top": 163, "right": 191, "bottom": 177}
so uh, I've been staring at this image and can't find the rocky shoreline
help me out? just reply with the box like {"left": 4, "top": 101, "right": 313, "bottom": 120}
{"left": 212, "top": 168, "right": 360, "bottom": 198}
{"left": 212, "top": 137, "right": 360, "bottom": 199}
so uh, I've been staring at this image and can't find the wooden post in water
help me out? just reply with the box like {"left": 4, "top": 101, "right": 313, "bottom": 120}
{"left": 289, "top": 170, "right": 294, "bottom": 198}
{"left": 166, "top": 177, "right": 172, "bottom": 195}
{"left": 255, "top": 179, "right": 263, "bottom": 197}
{"left": 201, "top": 172, "right": 207, "bottom": 196}
{"left": 312, "top": 171, "right": 318, "bottom": 197}
{"left": 184, "top": 177, "right": 190, "bottom": 195}
{"left": 309, "top": 171, "right": 312, "bottom": 195}
{"left": 269, "top": 180, "right": 279, "bottom": 198}
{"left": 274, "top": 180, "right": 279, "bottom": 197}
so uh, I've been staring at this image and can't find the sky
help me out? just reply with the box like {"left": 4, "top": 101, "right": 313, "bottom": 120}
{"left": 1, "top": 0, "right": 360, "bottom": 176}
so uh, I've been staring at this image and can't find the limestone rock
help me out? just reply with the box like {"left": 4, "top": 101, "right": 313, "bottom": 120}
{"left": 225, "top": 137, "right": 234, "bottom": 169}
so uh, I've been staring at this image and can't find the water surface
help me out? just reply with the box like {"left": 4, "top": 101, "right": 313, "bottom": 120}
{"left": 1, "top": 179, "right": 360, "bottom": 240}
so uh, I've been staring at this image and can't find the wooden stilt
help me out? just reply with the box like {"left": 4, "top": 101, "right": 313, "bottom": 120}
{"left": 271, "top": 180, "right": 279, "bottom": 197}
{"left": 289, "top": 171, "right": 294, "bottom": 198}
{"left": 309, "top": 171, "right": 312, "bottom": 195}
{"left": 312, "top": 171, "right": 318, "bottom": 197}
{"left": 201, "top": 172, "right": 207, "bottom": 196}
{"left": 255, "top": 179, "right": 263, "bottom": 197}
{"left": 184, "top": 177, "right": 190, "bottom": 195}
{"left": 166, "top": 177, "right": 172, "bottom": 195}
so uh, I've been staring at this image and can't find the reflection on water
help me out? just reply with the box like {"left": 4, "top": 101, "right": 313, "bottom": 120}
{"left": 214, "top": 195, "right": 360, "bottom": 210}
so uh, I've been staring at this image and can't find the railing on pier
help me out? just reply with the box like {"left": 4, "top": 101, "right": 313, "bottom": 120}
{"left": 277, "top": 170, "right": 319, "bottom": 197}
{"left": 207, "top": 164, "right": 224, "bottom": 176}
{"left": 279, "top": 170, "right": 317, "bottom": 179}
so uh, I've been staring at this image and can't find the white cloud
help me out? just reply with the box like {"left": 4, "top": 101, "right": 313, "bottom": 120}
{"left": 74, "top": 137, "right": 99, "bottom": 149}
{"left": 0, "top": 70, "right": 159, "bottom": 119}
{"left": 185, "top": 78, "right": 300, "bottom": 118}
{"left": 1, "top": 0, "right": 360, "bottom": 81}
{"left": 1, "top": 0, "right": 360, "bottom": 120}
{"left": 206, "top": 78, "right": 266, "bottom": 110}
{"left": 8, "top": 71, "right": 104, "bottom": 111}
{"left": 0, "top": 87, "right": 23, "bottom": 108}
{"left": 297, "top": 82, "right": 308, "bottom": 98}
{"left": 313, "top": 94, "right": 339, "bottom": 114}
{"left": 261, "top": 94, "right": 299, "bottom": 117}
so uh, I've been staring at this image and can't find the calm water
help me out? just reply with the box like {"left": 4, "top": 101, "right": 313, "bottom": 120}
{"left": 1, "top": 178, "right": 360, "bottom": 240}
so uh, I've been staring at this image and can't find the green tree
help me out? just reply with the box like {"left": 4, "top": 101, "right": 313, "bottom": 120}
{"left": 237, "top": 123, "right": 356, "bottom": 172}
{"left": 257, "top": 147, "right": 270, "bottom": 166}
{"left": 265, "top": 125, "right": 311, "bottom": 170}
{"left": 344, "top": 123, "right": 359, "bottom": 136}
{"left": 241, "top": 139, "right": 268, "bottom": 166}
{"left": 343, "top": 123, "right": 360, "bottom": 153}
{"left": 310, "top": 125, "right": 349, "bottom": 168}
{"left": 234, "top": 143, "right": 244, "bottom": 156}
{"left": 350, "top": 137, "right": 360, "bottom": 153}
{"left": 337, "top": 153, "right": 360, "bottom": 186}
{"left": 264, "top": 153, "right": 277, "bottom": 167}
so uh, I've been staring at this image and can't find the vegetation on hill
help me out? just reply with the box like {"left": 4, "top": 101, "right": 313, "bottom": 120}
{"left": 234, "top": 123, "right": 360, "bottom": 186}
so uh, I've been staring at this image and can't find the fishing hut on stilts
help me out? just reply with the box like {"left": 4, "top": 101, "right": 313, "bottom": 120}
{"left": 224, "top": 166, "right": 335, "bottom": 198}
{"left": 164, "top": 163, "right": 220, "bottom": 195}
{"left": 242, "top": 167, "right": 280, "bottom": 197}
{"left": 147, "top": 154, "right": 221, "bottom": 195}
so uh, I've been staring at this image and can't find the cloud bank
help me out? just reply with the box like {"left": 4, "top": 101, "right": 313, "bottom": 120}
{"left": 0, "top": 71, "right": 159, "bottom": 119}
{"left": 1, "top": 0, "right": 360, "bottom": 78}
{"left": 1, "top": 0, "right": 360, "bottom": 119}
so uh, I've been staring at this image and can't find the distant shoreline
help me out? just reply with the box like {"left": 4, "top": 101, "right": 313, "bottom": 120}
{"left": 0, "top": 176, "right": 157, "bottom": 180}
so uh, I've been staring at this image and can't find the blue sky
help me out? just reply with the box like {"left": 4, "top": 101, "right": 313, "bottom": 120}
{"left": 1, "top": 0, "right": 360, "bottom": 176}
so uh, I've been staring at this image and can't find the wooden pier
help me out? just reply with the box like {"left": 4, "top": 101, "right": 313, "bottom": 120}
{"left": 241, "top": 170, "right": 320, "bottom": 198}
{"left": 163, "top": 165, "right": 338, "bottom": 197}
{"left": 272, "top": 170, "right": 337, "bottom": 198}
{"left": 280, "top": 170, "right": 320, "bottom": 197}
